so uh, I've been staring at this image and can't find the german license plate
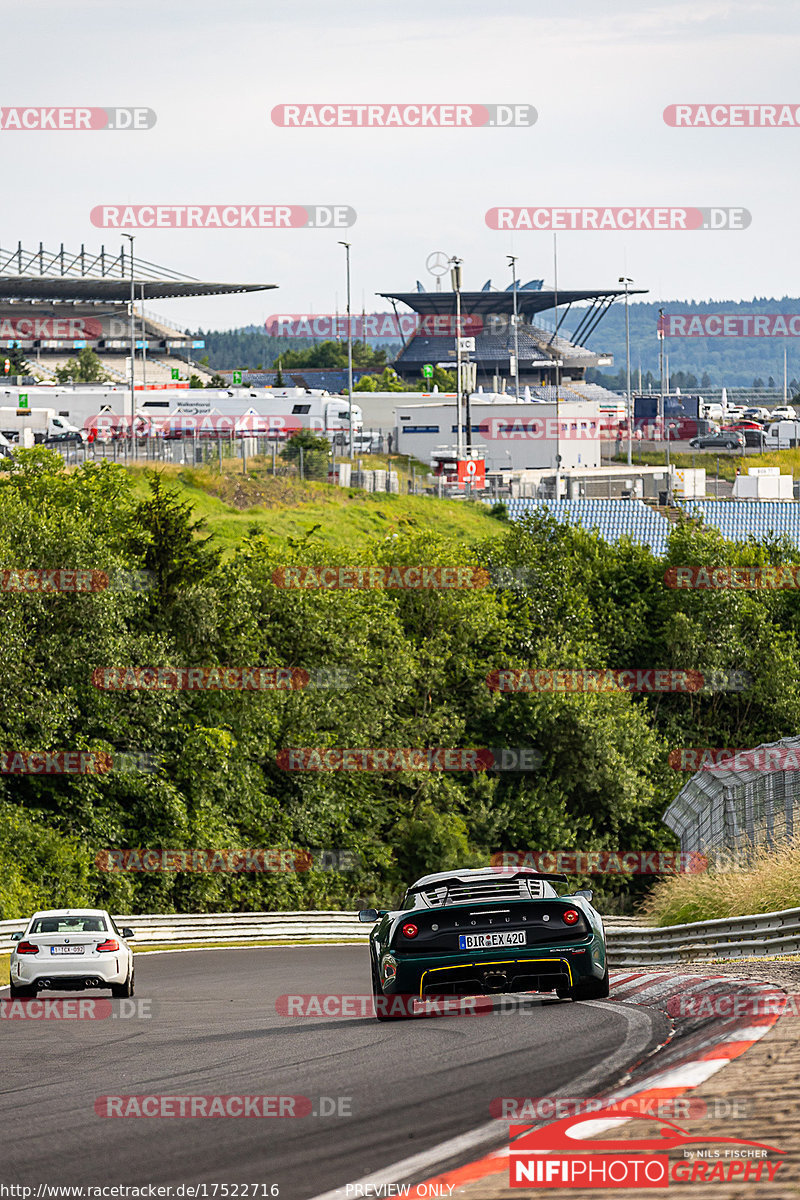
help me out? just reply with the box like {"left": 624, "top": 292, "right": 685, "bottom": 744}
{"left": 50, "top": 946, "right": 85, "bottom": 955}
{"left": 458, "top": 930, "right": 526, "bottom": 950}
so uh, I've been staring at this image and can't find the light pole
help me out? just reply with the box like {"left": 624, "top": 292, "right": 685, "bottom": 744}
{"left": 122, "top": 234, "right": 136, "bottom": 459}
{"left": 507, "top": 254, "right": 520, "bottom": 399}
{"left": 338, "top": 241, "right": 354, "bottom": 459}
{"left": 620, "top": 276, "right": 633, "bottom": 465}
{"left": 450, "top": 256, "right": 463, "bottom": 458}
{"left": 659, "top": 306, "right": 670, "bottom": 498}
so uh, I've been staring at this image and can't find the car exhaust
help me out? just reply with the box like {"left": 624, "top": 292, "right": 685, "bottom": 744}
{"left": 482, "top": 970, "right": 508, "bottom": 993}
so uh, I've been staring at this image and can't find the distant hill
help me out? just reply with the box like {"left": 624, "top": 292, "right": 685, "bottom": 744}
{"left": 573, "top": 297, "right": 800, "bottom": 389}
{"left": 194, "top": 299, "right": 800, "bottom": 389}
{"left": 191, "top": 325, "right": 402, "bottom": 373}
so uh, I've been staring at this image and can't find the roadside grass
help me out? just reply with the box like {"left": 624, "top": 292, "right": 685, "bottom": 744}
{"left": 618, "top": 447, "right": 800, "bottom": 485}
{"left": 640, "top": 840, "right": 800, "bottom": 926}
{"left": 124, "top": 462, "right": 502, "bottom": 553}
{"left": 131, "top": 938, "right": 366, "bottom": 953}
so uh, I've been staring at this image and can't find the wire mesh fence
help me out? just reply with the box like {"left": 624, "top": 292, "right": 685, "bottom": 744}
{"left": 663, "top": 735, "right": 800, "bottom": 863}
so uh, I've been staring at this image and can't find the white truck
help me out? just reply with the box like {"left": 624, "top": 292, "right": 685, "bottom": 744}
{"left": 0, "top": 406, "right": 84, "bottom": 446}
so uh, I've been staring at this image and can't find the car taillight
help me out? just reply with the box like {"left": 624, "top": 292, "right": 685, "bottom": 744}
{"left": 401, "top": 923, "right": 418, "bottom": 939}
{"left": 96, "top": 939, "right": 119, "bottom": 953}
{"left": 562, "top": 910, "right": 580, "bottom": 925}
{"left": 16, "top": 941, "right": 39, "bottom": 954}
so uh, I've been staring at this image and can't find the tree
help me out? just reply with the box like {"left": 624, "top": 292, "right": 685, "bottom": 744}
{"left": 3, "top": 342, "right": 29, "bottom": 377}
{"left": 279, "top": 340, "right": 388, "bottom": 372}
{"left": 701, "top": 372, "right": 712, "bottom": 388}
{"left": 413, "top": 366, "right": 456, "bottom": 392}
{"left": 205, "top": 374, "right": 227, "bottom": 388}
{"left": 189, "top": 375, "right": 205, "bottom": 388}
{"left": 281, "top": 429, "right": 330, "bottom": 473}
{"left": 354, "top": 367, "right": 407, "bottom": 392}
{"left": 126, "top": 473, "right": 221, "bottom": 605}
{"left": 768, "top": 376, "right": 776, "bottom": 389}
{"left": 275, "top": 359, "right": 284, "bottom": 386}
{"left": 54, "top": 347, "right": 107, "bottom": 384}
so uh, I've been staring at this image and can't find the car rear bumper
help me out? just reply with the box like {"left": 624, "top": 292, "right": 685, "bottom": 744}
{"left": 383, "top": 944, "right": 605, "bottom": 996}
{"left": 11, "top": 956, "right": 128, "bottom": 989}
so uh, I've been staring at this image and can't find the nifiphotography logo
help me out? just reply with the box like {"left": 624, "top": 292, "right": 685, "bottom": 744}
{"left": 508, "top": 1105, "right": 784, "bottom": 1188}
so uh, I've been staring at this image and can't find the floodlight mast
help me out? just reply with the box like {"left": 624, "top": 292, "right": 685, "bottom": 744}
{"left": 450, "top": 256, "right": 463, "bottom": 458}
{"left": 122, "top": 234, "right": 136, "bottom": 458}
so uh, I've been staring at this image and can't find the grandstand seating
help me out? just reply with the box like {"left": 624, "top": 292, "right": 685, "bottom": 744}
{"left": 679, "top": 500, "right": 800, "bottom": 547}
{"left": 499, "top": 498, "right": 670, "bottom": 554}
{"left": 30, "top": 354, "right": 212, "bottom": 387}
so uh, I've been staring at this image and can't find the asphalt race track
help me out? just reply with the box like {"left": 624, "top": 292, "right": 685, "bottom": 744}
{"left": 0, "top": 948, "right": 669, "bottom": 1200}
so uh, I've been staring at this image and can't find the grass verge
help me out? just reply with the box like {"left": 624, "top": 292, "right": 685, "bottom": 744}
{"left": 640, "top": 840, "right": 800, "bottom": 926}
{"left": 123, "top": 462, "right": 502, "bottom": 553}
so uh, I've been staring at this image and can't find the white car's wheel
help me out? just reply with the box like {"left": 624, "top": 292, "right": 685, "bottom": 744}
{"left": 9, "top": 983, "right": 36, "bottom": 999}
{"left": 111, "top": 968, "right": 134, "bottom": 999}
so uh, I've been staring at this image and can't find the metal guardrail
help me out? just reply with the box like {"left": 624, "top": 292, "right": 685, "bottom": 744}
{"left": 2, "top": 908, "right": 799, "bottom": 964}
{"left": 0, "top": 911, "right": 367, "bottom": 953}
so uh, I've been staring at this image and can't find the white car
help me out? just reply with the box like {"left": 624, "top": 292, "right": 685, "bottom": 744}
{"left": 770, "top": 405, "right": 797, "bottom": 421}
{"left": 9, "top": 908, "right": 135, "bottom": 999}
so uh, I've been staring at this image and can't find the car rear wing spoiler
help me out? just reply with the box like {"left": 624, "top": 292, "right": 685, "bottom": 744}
{"left": 405, "top": 870, "right": 569, "bottom": 896}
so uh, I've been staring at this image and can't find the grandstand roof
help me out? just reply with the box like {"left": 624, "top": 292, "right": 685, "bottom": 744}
{"left": 0, "top": 277, "right": 275, "bottom": 303}
{"left": 379, "top": 287, "right": 647, "bottom": 318}
{"left": 0, "top": 242, "right": 275, "bottom": 304}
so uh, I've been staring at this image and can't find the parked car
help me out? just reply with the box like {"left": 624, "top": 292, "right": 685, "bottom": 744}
{"left": 770, "top": 405, "right": 798, "bottom": 421}
{"left": 722, "top": 425, "right": 768, "bottom": 448}
{"left": 44, "top": 430, "right": 85, "bottom": 446}
{"left": 741, "top": 407, "right": 771, "bottom": 423}
{"left": 688, "top": 431, "right": 745, "bottom": 451}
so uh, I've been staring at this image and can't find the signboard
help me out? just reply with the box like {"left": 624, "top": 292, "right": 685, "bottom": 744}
{"left": 458, "top": 336, "right": 476, "bottom": 353}
{"left": 422, "top": 364, "right": 434, "bottom": 379}
{"left": 171, "top": 368, "right": 180, "bottom": 380}
{"left": 457, "top": 458, "right": 486, "bottom": 488}
{"left": 232, "top": 370, "right": 243, "bottom": 385}
{"left": 17, "top": 394, "right": 28, "bottom": 410}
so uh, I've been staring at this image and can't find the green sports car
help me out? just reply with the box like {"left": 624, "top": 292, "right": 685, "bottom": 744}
{"left": 358, "top": 866, "right": 608, "bottom": 1021}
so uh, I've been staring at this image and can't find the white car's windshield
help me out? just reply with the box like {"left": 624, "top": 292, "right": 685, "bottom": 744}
{"left": 29, "top": 916, "right": 107, "bottom": 934}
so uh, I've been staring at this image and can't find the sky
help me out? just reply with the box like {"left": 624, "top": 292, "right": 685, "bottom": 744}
{"left": 4, "top": 0, "right": 799, "bottom": 331}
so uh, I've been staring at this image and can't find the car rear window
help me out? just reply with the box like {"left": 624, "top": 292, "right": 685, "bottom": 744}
{"left": 29, "top": 916, "right": 107, "bottom": 934}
